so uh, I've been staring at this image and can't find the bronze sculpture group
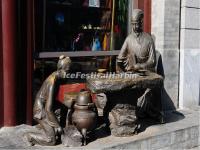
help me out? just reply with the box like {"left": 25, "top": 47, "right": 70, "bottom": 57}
{"left": 25, "top": 9, "right": 164, "bottom": 147}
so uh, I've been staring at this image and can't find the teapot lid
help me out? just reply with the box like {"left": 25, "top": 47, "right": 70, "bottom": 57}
{"left": 76, "top": 90, "right": 92, "bottom": 106}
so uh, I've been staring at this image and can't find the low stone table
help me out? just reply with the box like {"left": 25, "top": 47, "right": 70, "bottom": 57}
{"left": 86, "top": 71, "right": 163, "bottom": 136}
{"left": 87, "top": 71, "right": 163, "bottom": 93}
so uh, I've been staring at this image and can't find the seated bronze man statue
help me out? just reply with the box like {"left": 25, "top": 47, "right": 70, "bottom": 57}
{"left": 25, "top": 55, "right": 71, "bottom": 146}
{"left": 116, "top": 9, "right": 163, "bottom": 122}
{"left": 117, "top": 9, "right": 156, "bottom": 72}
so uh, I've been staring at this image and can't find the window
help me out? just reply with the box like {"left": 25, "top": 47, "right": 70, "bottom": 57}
{"left": 34, "top": 0, "right": 129, "bottom": 53}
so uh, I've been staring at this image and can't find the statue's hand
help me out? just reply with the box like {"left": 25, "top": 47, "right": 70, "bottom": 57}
{"left": 126, "top": 64, "right": 140, "bottom": 72}
{"left": 133, "top": 64, "right": 141, "bottom": 71}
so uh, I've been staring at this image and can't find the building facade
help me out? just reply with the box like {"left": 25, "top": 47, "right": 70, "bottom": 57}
{"left": 0, "top": 0, "right": 199, "bottom": 127}
{"left": 152, "top": 0, "right": 200, "bottom": 110}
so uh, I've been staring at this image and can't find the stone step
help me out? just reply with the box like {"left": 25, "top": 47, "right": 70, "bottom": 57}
{"left": 85, "top": 109, "right": 200, "bottom": 149}
{"left": 0, "top": 109, "right": 199, "bottom": 150}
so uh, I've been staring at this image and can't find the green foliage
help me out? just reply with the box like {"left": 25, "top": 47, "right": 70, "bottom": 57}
{"left": 116, "top": 0, "right": 128, "bottom": 34}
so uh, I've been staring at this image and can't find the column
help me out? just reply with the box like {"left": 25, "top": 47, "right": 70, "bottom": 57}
{"left": 0, "top": 50, "right": 3, "bottom": 127}
{"left": 0, "top": 0, "right": 3, "bottom": 127}
{"left": 179, "top": 0, "right": 200, "bottom": 109}
{"left": 2, "top": 0, "right": 17, "bottom": 126}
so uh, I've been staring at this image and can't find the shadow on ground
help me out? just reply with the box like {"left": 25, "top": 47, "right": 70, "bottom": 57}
{"left": 137, "top": 110, "right": 185, "bottom": 134}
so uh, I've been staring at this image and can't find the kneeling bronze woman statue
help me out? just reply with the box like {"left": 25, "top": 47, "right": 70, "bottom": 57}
{"left": 25, "top": 55, "right": 71, "bottom": 146}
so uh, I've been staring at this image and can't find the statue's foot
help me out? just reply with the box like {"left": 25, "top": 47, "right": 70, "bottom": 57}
{"left": 23, "top": 134, "right": 35, "bottom": 146}
{"left": 81, "top": 128, "right": 87, "bottom": 146}
{"left": 134, "top": 123, "right": 141, "bottom": 135}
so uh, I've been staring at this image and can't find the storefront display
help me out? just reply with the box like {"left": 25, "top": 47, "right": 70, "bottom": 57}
{"left": 33, "top": 0, "right": 129, "bottom": 83}
{"left": 35, "top": 0, "right": 127, "bottom": 52}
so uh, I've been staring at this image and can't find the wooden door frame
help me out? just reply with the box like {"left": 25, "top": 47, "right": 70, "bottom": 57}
{"left": 26, "top": 0, "right": 34, "bottom": 125}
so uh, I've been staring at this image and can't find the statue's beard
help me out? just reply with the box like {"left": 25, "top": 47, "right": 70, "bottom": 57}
{"left": 133, "top": 30, "right": 142, "bottom": 37}
{"left": 133, "top": 28, "right": 142, "bottom": 33}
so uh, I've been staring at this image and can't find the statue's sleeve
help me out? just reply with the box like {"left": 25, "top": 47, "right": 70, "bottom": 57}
{"left": 117, "top": 38, "right": 128, "bottom": 61}
{"left": 45, "top": 82, "right": 60, "bottom": 128}
{"left": 140, "top": 37, "right": 156, "bottom": 69}
{"left": 116, "top": 38, "right": 128, "bottom": 72}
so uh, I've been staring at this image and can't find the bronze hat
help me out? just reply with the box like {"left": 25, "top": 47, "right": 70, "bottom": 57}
{"left": 131, "top": 9, "right": 144, "bottom": 24}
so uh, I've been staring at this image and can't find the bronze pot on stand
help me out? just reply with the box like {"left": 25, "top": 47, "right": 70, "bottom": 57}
{"left": 72, "top": 90, "right": 97, "bottom": 145}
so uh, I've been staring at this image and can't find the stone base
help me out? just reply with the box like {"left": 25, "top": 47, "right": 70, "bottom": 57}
{"left": 110, "top": 125, "right": 137, "bottom": 137}
{"left": 61, "top": 126, "right": 82, "bottom": 147}
{"left": 86, "top": 109, "right": 200, "bottom": 149}
{"left": 0, "top": 109, "right": 199, "bottom": 149}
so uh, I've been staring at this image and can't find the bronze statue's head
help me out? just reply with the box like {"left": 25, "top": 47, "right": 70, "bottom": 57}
{"left": 57, "top": 55, "right": 71, "bottom": 72}
{"left": 131, "top": 9, "right": 144, "bottom": 33}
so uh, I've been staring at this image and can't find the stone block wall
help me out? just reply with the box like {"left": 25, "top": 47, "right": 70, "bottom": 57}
{"left": 179, "top": 0, "right": 200, "bottom": 108}
{"left": 152, "top": 0, "right": 181, "bottom": 110}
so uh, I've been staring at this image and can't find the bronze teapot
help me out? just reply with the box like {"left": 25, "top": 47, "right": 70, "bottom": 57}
{"left": 72, "top": 90, "right": 97, "bottom": 145}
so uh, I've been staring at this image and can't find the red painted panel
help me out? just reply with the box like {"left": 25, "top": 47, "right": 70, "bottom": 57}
{"left": 0, "top": 0, "right": 3, "bottom": 127}
{"left": 57, "top": 83, "right": 87, "bottom": 103}
{"left": 144, "top": 0, "right": 151, "bottom": 33}
{"left": 2, "top": 0, "right": 17, "bottom": 126}
{"left": 133, "top": 0, "right": 151, "bottom": 33}
{"left": 57, "top": 83, "right": 96, "bottom": 103}
{"left": 138, "top": 0, "right": 144, "bottom": 11}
